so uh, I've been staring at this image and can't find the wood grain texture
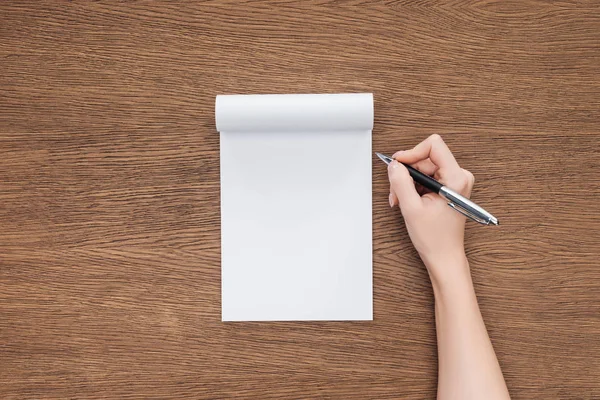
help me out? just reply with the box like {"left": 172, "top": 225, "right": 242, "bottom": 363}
{"left": 1, "top": 1, "right": 599, "bottom": 398}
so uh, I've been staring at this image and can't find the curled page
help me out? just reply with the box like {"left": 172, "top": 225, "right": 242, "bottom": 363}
{"left": 218, "top": 93, "right": 373, "bottom": 321}
{"left": 216, "top": 93, "right": 374, "bottom": 132}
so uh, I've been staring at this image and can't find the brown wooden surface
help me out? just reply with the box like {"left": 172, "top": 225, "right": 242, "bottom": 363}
{"left": 1, "top": 1, "right": 599, "bottom": 399}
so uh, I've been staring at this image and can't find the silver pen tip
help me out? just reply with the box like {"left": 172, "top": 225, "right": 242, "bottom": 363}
{"left": 489, "top": 216, "right": 499, "bottom": 226}
{"left": 375, "top": 152, "right": 392, "bottom": 164}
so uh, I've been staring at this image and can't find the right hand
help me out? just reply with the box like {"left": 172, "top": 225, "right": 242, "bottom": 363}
{"left": 388, "top": 134, "right": 475, "bottom": 287}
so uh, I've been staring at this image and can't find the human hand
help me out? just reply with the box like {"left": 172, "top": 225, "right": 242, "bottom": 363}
{"left": 388, "top": 134, "right": 475, "bottom": 288}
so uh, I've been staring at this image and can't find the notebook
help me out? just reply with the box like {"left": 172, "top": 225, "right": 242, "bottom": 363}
{"left": 217, "top": 93, "right": 373, "bottom": 321}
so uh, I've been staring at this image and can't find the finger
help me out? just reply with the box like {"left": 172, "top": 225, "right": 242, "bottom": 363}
{"left": 389, "top": 189, "right": 398, "bottom": 208}
{"left": 411, "top": 158, "right": 438, "bottom": 176}
{"left": 393, "top": 134, "right": 461, "bottom": 173}
{"left": 388, "top": 160, "right": 421, "bottom": 212}
{"left": 461, "top": 168, "right": 475, "bottom": 197}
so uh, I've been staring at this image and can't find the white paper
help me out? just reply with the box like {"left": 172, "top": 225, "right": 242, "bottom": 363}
{"left": 217, "top": 93, "right": 373, "bottom": 321}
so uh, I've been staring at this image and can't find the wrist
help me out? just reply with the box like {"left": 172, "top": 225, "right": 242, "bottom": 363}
{"left": 425, "top": 254, "right": 473, "bottom": 298}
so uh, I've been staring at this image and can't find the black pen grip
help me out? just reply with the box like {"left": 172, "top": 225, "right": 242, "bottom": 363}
{"left": 403, "top": 163, "right": 443, "bottom": 193}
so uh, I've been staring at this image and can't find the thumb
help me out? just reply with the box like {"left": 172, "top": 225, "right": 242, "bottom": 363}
{"left": 388, "top": 160, "right": 421, "bottom": 212}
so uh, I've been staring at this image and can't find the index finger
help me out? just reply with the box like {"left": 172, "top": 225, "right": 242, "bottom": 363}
{"left": 393, "top": 134, "right": 461, "bottom": 173}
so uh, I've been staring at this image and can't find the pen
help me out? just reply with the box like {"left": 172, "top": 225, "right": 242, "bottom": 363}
{"left": 376, "top": 152, "right": 499, "bottom": 226}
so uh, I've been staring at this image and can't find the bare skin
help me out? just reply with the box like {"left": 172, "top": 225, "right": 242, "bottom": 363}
{"left": 388, "top": 134, "right": 510, "bottom": 400}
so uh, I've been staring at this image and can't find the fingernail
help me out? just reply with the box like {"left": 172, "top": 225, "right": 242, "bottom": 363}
{"left": 389, "top": 160, "right": 399, "bottom": 169}
{"left": 389, "top": 193, "right": 394, "bottom": 207}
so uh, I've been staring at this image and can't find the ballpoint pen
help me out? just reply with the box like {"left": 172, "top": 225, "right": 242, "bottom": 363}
{"left": 376, "top": 152, "right": 499, "bottom": 226}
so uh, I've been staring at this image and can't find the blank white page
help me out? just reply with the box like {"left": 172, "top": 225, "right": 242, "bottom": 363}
{"left": 217, "top": 93, "right": 373, "bottom": 321}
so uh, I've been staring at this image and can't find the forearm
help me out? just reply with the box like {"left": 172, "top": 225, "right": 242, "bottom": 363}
{"left": 430, "top": 257, "right": 510, "bottom": 400}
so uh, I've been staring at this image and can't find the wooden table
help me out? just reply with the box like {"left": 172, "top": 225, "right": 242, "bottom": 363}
{"left": 2, "top": 2, "right": 599, "bottom": 399}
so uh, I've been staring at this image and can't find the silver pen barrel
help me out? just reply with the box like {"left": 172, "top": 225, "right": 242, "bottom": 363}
{"left": 439, "top": 187, "right": 499, "bottom": 226}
